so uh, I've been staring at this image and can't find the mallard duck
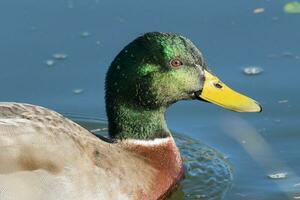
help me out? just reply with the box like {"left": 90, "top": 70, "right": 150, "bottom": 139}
{"left": 0, "top": 32, "right": 261, "bottom": 200}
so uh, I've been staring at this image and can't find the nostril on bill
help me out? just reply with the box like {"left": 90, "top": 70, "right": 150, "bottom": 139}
{"left": 214, "top": 82, "right": 223, "bottom": 89}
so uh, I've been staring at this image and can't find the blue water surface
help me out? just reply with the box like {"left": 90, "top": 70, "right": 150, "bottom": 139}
{"left": 0, "top": 0, "right": 300, "bottom": 199}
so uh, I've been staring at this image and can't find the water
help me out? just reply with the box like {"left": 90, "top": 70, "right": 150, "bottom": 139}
{"left": 0, "top": 0, "right": 300, "bottom": 199}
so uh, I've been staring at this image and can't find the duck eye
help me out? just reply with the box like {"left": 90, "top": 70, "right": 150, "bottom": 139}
{"left": 214, "top": 82, "right": 223, "bottom": 89}
{"left": 170, "top": 59, "right": 183, "bottom": 68}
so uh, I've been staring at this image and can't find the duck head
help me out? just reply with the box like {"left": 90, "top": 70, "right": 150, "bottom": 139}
{"left": 106, "top": 32, "right": 261, "bottom": 140}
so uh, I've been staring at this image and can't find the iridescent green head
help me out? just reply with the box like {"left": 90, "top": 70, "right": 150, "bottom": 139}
{"left": 106, "top": 32, "right": 205, "bottom": 110}
{"left": 105, "top": 32, "right": 261, "bottom": 140}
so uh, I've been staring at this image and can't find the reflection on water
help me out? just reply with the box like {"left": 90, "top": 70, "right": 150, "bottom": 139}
{"left": 172, "top": 133, "right": 232, "bottom": 200}
{"left": 222, "top": 116, "right": 300, "bottom": 200}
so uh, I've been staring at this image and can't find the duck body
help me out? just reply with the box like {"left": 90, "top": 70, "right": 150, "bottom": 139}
{"left": 0, "top": 103, "right": 183, "bottom": 200}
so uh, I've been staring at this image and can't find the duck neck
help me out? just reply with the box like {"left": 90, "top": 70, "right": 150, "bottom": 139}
{"left": 107, "top": 103, "right": 170, "bottom": 140}
{"left": 120, "top": 137, "right": 184, "bottom": 199}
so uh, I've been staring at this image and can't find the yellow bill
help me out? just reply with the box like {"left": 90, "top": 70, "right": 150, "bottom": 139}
{"left": 198, "top": 70, "right": 262, "bottom": 112}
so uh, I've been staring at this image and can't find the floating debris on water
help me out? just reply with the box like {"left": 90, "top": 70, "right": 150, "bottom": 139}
{"left": 281, "top": 52, "right": 300, "bottom": 60}
{"left": 282, "top": 51, "right": 294, "bottom": 58}
{"left": 96, "top": 40, "right": 101, "bottom": 45}
{"left": 268, "top": 172, "right": 287, "bottom": 179}
{"left": 278, "top": 99, "right": 289, "bottom": 104}
{"left": 272, "top": 16, "right": 279, "bottom": 21}
{"left": 254, "top": 8, "right": 265, "bottom": 14}
{"left": 80, "top": 31, "right": 91, "bottom": 38}
{"left": 243, "top": 66, "right": 264, "bottom": 75}
{"left": 72, "top": 88, "right": 84, "bottom": 94}
{"left": 45, "top": 53, "right": 67, "bottom": 67}
{"left": 294, "top": 196, "right": 300, "bottom": 199}
{"left": 53, "top": 53, "right": 67, "bottom": 60}
{"left": 294, "top": 183, "right": 300, "bottom": 187}
{"left": 45, "top": 59, "right": 55, "bottom": 67}
{"left": 284, "top": 2, "right": 300, "bottom": 14}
